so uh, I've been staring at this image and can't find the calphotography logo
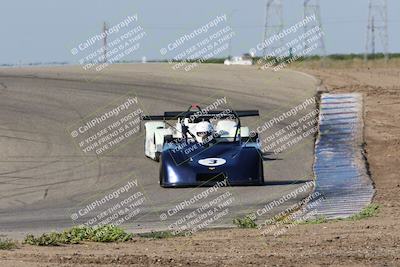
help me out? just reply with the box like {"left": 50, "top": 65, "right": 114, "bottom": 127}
{"left": 198, "top": 158, "right": 226, "bottom": 167}
{"left": 159, "top": 14, "right": 236, "bottom": 72}
{"left": 67, "top": 94, "right": 145, "bottom": 159}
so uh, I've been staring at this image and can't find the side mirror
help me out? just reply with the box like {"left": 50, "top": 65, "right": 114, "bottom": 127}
{"left": 250, "top": 132, "right": 259, "bottom": 142}
{"left": 242, "top": 132, "right": 258, "bottom": 143}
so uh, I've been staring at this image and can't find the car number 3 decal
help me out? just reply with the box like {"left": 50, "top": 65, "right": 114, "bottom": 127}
{"left": 198, "top": 158, "right": 226, "bottom": 167}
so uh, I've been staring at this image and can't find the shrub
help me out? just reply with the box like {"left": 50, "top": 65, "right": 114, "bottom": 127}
{"left": 0, "top": 238, "right": 17, "bottom": 250}
{"left": 24, "top": 225, "right": 133, "bottom": 246}
{"left": 233, "top": 214, "right": 257, "bottom": 228}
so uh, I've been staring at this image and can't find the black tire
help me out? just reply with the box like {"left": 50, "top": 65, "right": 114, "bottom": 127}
{"left": 144, "top": 137, "right": 148, "bottom": 158}
{"left": 159, "top": 155, "right": 164, "bottom": 186}
{"left": 154, "top": 152, "right": 161, "bottom": 162}
{"left": 259, "top": 155, "right": 265, "bottom": 185}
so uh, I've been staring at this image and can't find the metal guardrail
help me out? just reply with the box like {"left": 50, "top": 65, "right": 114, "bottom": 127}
{"left": 307, "top": 93, "right": 375, "bottom": 219}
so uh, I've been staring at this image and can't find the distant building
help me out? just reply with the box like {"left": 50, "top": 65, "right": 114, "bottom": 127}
{"left": 224, "top": 55, "right": 253, "bottom": 66}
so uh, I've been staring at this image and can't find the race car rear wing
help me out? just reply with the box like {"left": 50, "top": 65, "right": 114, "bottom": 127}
{"left": 142, "top": 110, "right": 259, "bottom": 121}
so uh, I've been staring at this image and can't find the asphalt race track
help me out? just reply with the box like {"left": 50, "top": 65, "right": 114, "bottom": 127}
{"left": 0, "top": 64, "right": 317, "bottom": 238}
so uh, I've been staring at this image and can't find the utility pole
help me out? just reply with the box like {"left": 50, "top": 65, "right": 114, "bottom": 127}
{"left": 365, "top": 0, "right": 388, "bottom": 62}
{"left": 303, "top": 0, "right": 326, "bottom": 59}
{"left": 262, "top": 0, "right": 284, "bottom": 58}
{"left": 371, "top": 17, "right": 375, "bottom": 56}
{"left": 228, "top": 10, "right": 237, "bottom": 60}
{"left": 103, "top": 22, "right": 108, "bottom": 63}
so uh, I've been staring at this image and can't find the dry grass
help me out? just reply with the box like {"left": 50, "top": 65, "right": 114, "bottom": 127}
{"left": 290, "top": 57, "right": 400, "bottom": 70}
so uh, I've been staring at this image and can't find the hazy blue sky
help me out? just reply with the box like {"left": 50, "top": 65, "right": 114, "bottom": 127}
{"left": 0, "top": 0, "right": 399, "bottom": 64}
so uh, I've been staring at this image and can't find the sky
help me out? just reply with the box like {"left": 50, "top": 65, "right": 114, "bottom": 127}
{"left": 0, "top": 0, "right": 399, "bottom": 65}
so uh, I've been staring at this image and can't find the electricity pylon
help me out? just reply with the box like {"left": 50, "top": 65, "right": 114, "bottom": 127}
{"left": 262, "top": 0, "right": 284, "bottom": 58}
{"left": 303, "top": 0, "right": 326, "bottom": 58}
{"left": 365, "top": 0, "right": 389, "bottom": 62}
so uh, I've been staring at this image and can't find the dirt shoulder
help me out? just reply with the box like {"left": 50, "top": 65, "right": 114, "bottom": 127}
{"left": 1, "top": 64, "right": 399, "bottom": 266}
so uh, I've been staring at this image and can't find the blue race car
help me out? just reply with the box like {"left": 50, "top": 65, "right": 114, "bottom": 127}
{"left": 142, "top": 106, "right": 264, "bottom": 187}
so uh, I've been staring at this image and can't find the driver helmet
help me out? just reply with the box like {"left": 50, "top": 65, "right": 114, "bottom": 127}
{"left": 195, "top": 121, "right": 214, "bottom": 143}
